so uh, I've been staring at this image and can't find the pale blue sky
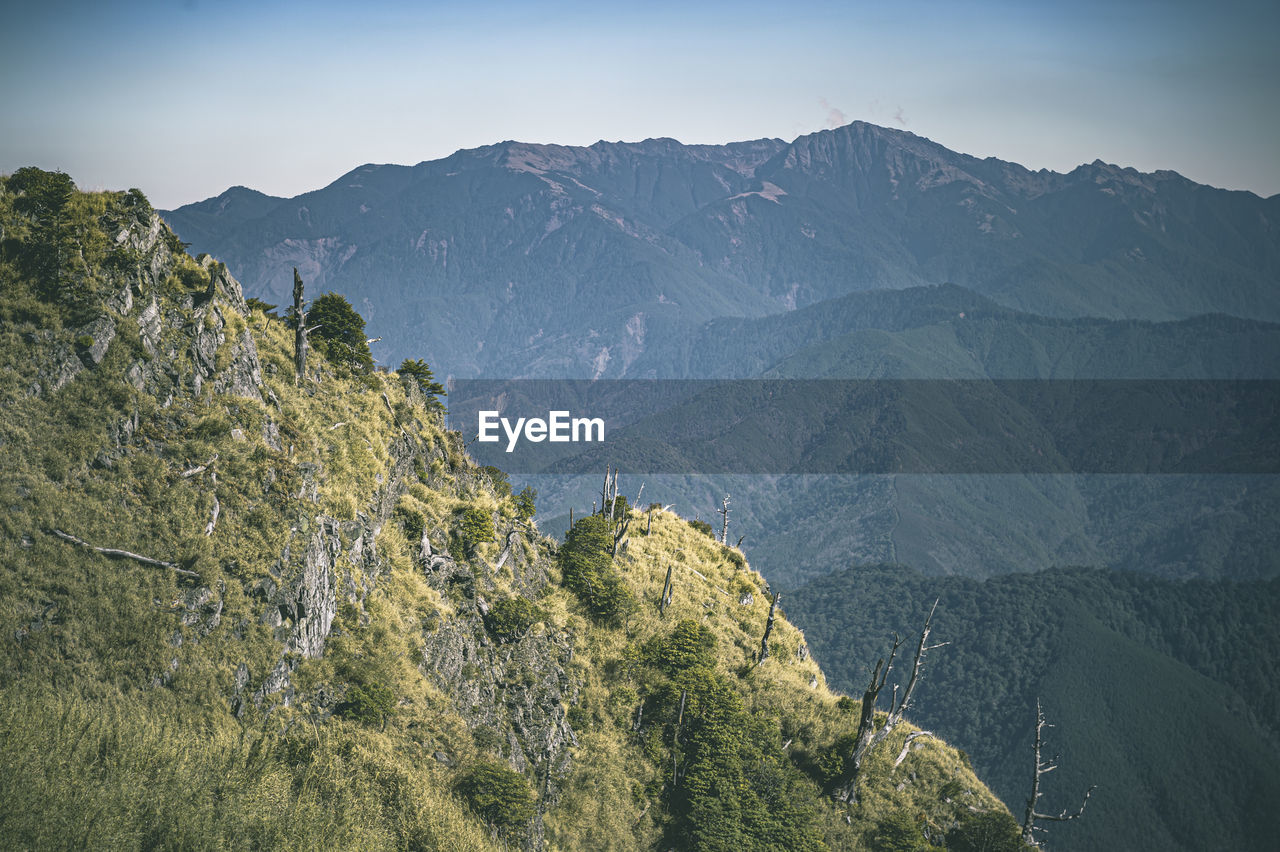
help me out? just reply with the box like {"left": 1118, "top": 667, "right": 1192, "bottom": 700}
{"left": 3, "top": 0, "right": 1276, "bottom": 208}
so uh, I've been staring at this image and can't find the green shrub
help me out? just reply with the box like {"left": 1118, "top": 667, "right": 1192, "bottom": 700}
{"left": 558, "top": 515, "right": 636, "bottom": 625}
{"left": 515, "top": 486, "right": 537, "bottom": 522}
{"left": 455, "top": 760, "right": 536, "bottom": 836}
{"left": 814, "top": 732, "right": 858, "bottom": 787}
{"left": 688, "top": 519, "right": 713, "bottom": 538}
{"left": 871, "top": 811, "right": 944, "bottom": 852}
{"left": 335, "top": 681, "right": 396, "bottom": 728}
{"left": 453, "top": 506, "right": 495, "bottom": 557}
{"left": 945, "top": 810, "right": 1029, "bottom": 852}
{"left": 604, "top": 494, "right": 629, "bottom": 518}
{"left": 398, "top": 358, "right": 446, "bottom": 408}
{"left": 306, "top": 293, "right": 373, "bottom": 372}
{"left": 246, "top": 297, "right": 279, "bottom": 318}
{"left": 394, "top": 503, "right": 425, "bottom": 544}
{"left": 645, "top": 619, "right": 716, "bottom": 676}
{"left": 484, "top": 597, "right": 545, "bottom": 642}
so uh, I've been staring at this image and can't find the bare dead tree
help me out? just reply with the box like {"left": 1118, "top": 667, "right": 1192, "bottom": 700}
{"left": 718, "top": 494, "right": 730, "bottom": 543}
{"left": 757, "top": 591, "right": 780, "bottom": 664}
{"left": 658, "top": 565, "right": 674, "bottom": 615}
{"left": 290, "top": 268, "right": 307, "bottom": 385}
{"left": 599, "top": 466, "right": 633, "bottom": 556}
{"left": 601, "top": 465, "right": 617, "bottom": 522}
{"left": 1021, "top": 699, "right": 1095, "bottom": 846}
{"left": 833, "top": 599, "right": 946, "bottom": 803}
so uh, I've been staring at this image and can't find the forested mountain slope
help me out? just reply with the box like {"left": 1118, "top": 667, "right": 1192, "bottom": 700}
{"left": 790, "top": 565, "right": 1280, "bottom": 852}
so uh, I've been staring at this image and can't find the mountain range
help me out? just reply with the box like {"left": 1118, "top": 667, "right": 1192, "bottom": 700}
{"left": 162, "top": 121, "right": 1280, "bottom": 379}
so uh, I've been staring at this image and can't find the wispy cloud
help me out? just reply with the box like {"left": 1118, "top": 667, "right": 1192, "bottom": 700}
{"left": 892, "top": 106, "right": 908, "bottom": 126}
{"left": 819, "top": 97, "right": 847, "bottom": 129}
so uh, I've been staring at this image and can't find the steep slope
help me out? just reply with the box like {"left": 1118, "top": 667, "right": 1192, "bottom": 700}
{"left": 0, "top": 172, "right": 1023, "bottom": 850}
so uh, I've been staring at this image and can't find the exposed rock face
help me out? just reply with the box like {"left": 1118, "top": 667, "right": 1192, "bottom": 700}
{"left": 27, "top": 212, "right": 265, "bottom": 407}
{"left": 75, "top": 316, "right": 116, "bottom": 366}
{"left": 419, "top": 535, "right": 579, "bottom": 852}
{"left": 30, "top": 334, "right": 83, "bottom": 396}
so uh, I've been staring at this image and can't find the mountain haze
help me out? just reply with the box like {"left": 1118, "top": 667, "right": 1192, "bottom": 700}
{"left": 163, "top": 121, "right": 1280, "bottom": 378}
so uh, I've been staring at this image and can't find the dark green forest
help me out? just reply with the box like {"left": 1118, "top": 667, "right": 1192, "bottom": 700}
{"left": 789, "top": 565, "right": 1280, "bottom": 850}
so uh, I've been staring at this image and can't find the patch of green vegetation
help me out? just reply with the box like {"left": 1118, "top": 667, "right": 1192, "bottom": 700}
{"left": 558, "top": 515, "right": 636, "bottom": 625}
{"left": 687, "top": 518, "right": 714, "bottom": 538}
{"left": 456, "top": 760, "right": 537, "bottom": 838}
{"left": 336, "top": 681, "right": 396, "bottom": 728}
{"left": 394, "top": 502, "right": 425, "bottom": 544}
{"left": 305, "top": 292, "right": 373, "bottom": 372}
{"left": 397, "top": 357, "right": 445, "bottom": 410}
{"left": 483, "top": 596, "right": 546, "bottom": 643}
{"left": 451, "top": 505, "right": 495, "bottom": 559}
{"left": 514, "top": 485, "right": 537, "bottom": 522}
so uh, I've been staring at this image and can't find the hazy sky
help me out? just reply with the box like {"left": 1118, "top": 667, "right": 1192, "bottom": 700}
{"left": 3, "top": 0, "right": 1277, "bottom": 209}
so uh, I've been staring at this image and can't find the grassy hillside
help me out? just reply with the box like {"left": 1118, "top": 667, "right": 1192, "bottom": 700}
{"left": 0, "top": 170, "right": 1024, "bottom": 850}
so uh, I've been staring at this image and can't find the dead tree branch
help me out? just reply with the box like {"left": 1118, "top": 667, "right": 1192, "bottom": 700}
{"left": 834, "top": 599, "right": 946, "bottom": 803}
{"left": 893, "top": 730, "right": 934, "bottom": 768}
{"left": 757, "top": 592, "right": 780, "bottom": 665}
{"left": 718, "top": 494, "right": 730, "bottom": 543}
{"left": 291, "top": 268, "right": 307, "bottom": 385}
{"left": 1022, "top": 699, "right": 1095, "bottom": 846}
{"left": 49, "top": 529, "right": 200, "bottom": 579}
{"left": 495, "top": 529, "right": 521, "bottom": 570}
{"left": 180, "top": 453, "right": 217, "bottom": 478}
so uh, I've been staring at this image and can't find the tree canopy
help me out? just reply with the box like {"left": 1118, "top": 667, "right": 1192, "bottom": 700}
{"left": 307, "top": 292, "right": 373, "bottom": 371}
{"left": 398, "top": 358, "right": 445, "bottom": 408}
